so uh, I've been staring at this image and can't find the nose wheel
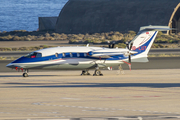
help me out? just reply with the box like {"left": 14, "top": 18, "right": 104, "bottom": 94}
{"left": 23, "top": 73, "right": 28, "bottom": 77}
{"left": 23, "top": 69, "right": 29, "bottom": 77}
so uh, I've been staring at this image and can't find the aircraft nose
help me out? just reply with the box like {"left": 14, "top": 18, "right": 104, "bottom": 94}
{"left": 6, "top": 63, "right": 14, "bottom": 68}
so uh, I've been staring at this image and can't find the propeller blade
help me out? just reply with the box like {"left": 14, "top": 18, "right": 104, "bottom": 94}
{"left": 129, "top": 54, "right": 132, "bottom": 71}
{"left": 112, "top": 44, "right": 115, "bottom": 48}
{"left": 130, "top": 42, "right": 133, "bottom": 50}
{"left": 107, "top": 41, "right": 111, "bottom": 48}
{"left": 126, "top": 42, "right": 129, "bottom": 50}
{"left": 112, "top": 41, "right": 115, "bottom": 48}
{"left": 129, "top": 55, "right": 131, "bottom": 63}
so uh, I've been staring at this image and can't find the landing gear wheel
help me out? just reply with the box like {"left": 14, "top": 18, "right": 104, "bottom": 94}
{"left": 81, "top": 70, "right": 91, "bottom": 76}
{"left": 81, "top": 70, "right": 86, "bottom": 75}
{"left": 93, "top": 70, "right": 103, "bottom": 76}
{"left": 23, "top": 73, "right": 28, "bottom": 77}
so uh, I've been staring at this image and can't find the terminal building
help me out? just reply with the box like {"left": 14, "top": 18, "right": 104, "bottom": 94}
{"left": 39, "top": 0, "right": 180, "bottom": 34}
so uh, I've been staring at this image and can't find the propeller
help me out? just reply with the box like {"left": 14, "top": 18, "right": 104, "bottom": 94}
{"left": 126, "top": 42, "right": 133, "bottom": 61}
{"left": 112, "top": 42, "right": 115, "bottom": 48}
{"left": 108, "top": 41, "right": 115, "bottom": 48}
{"left": 124, "top": 41, "right": 134, "bottom": 70}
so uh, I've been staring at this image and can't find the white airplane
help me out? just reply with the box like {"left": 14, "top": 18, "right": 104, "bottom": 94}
{"left": 6, "top": 25, "right": 171, "bottom": 77}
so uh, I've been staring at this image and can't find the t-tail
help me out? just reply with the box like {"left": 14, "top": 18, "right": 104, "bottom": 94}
{"left": 129, "top": 26, "right": 172, "bottom": 62}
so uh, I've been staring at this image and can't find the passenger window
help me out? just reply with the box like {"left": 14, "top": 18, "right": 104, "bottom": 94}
{"left": 65, "top": 53, "right": 70, "bottom": 57}
{"left": 72, "top": 53, "right": 77, "bottom": 57}
{"left": 79, "top": 53, "right": 84, "bottom": 57}
{"left": 70, "top": 53, "right": 72, "bottom": 57}
{"left": 77, "top": 53, "right": 80, "bottom": 57}
{"left": 84, "top": 53, "right": 87, "bottom": 57}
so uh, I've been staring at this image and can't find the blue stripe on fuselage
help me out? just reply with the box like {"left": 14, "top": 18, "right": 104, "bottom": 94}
{"left": 12, "top": 55, "right": 57, "bottom": 63}
{"left": 12, "top": 54, "right": 106, "bottom": 64}
{"left": 12, "top": 54, "right": 128, "bottom": 64}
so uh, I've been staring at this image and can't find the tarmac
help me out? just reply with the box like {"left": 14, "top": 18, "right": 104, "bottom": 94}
{"left": 0, "top": 69, "right": 180, "bottom": 120}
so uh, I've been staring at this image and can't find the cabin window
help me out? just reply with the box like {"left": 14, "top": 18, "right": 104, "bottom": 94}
{"left": 79, "top": 53, "right": 84, "bottom": 57}
{"left": 84, "top": 53, "right": 87, "bottom": 57}
{"left": 70, "top": 53, "right": 73, "bottom": 57}
{"left": 24, "top": 52, "right": 42, "bottom": 58}
{"left": 72, "top": 53, "right": 77, "bottom": 57}
{"left": 77, "top": 53, "right": 80, "bottom": 57}
{"left": 65, "top": 53, "right": 70, "bottom": 57}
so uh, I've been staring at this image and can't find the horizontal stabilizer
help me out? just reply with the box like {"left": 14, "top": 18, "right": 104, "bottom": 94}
{"left": 139, "top": 26, "right": 172, "bottom": 32}
{"left": 131, "top": 57, "right": 149, "bottom": 63}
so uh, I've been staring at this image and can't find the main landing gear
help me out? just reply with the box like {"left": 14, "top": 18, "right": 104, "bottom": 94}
{"left": 81, "top": 70, "right": 91, "bottom": 76}
{"left": 81, "top": 65, "right": 104, "bottom": 76}
{"left": 23, "top": 69, "right": 29, "bottom": 77}
{"left": 93, "top": 66, "right": 103, "bottom": 76}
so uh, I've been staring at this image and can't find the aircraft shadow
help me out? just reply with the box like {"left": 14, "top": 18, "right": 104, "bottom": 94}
{"left": 2, "top": 82, "right": 180, "bottom": 88}
{"left": 0, "top": 75, "right": 57, "bottom": 77}
{"left": 0, "top": 75, "right": 23, "bottom": 77}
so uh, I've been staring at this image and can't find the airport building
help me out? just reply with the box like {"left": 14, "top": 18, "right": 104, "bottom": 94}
{"left": 39, "top": 0, "right": 180, "bottom": 34}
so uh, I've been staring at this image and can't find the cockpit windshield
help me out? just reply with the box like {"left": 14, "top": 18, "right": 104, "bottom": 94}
{"left": 24, "top": 52, "right": 42, "bottom": 58}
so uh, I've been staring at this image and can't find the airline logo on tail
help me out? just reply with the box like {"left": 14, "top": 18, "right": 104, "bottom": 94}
{"left": 131, "top": 46, "right": 147, "bottom": 51}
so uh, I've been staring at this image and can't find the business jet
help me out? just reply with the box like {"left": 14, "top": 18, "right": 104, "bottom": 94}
{"left": 6, "top": 25, "right": 171, "bottom": 77}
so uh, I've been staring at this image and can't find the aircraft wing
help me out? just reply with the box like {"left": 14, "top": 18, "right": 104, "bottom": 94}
{"left": 88, "top": 49, "right": 137, "bottom": 58}
{"left": 91, "top": 55, "right": 112, "bottom": 58}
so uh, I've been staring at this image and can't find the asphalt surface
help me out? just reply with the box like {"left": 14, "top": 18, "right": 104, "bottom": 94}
{"left": 150, "top": 48, "right": 180, "bottom": 53}
{"left": 0, "top": 69, "right": 180, "bottom": 119}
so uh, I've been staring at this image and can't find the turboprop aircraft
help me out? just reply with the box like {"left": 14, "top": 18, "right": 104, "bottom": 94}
{"left": 6, "top": 25, "right": 171, "bottom": 77}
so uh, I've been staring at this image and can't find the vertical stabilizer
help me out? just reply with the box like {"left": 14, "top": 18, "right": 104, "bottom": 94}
{"left": 129, "top": 26, "right": 171, "bottom": 61}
